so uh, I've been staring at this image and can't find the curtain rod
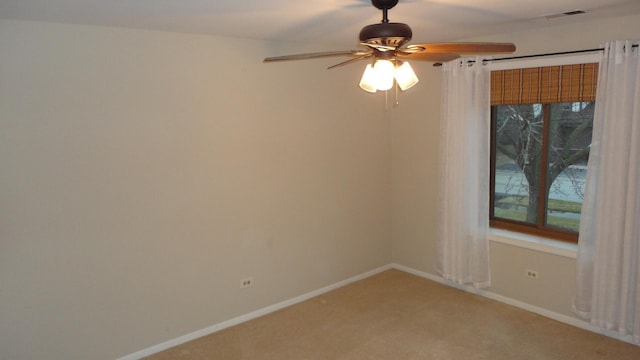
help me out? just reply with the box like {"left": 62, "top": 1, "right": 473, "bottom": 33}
{"left": 432, "top": 44, "right": 639, "bottom": 67}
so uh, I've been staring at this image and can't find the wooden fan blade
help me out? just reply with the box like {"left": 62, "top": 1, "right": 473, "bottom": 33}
{"left": 327, "top": 53, "right": 374, "bottom": 69}
{"left": 408, "top": 42, "right": 516, "bottom": 54}
{"left": 360, "top": 42, "right": 396, "bottom": 51}
{"left": 264, "top": 50, "right": 368, "bottom": 62}
{"left": 397, "top": 52, "right": 461, "bottom": 62}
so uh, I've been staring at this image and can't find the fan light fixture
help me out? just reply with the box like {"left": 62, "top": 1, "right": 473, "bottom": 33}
{"left": 359, "top": 60, "right": 418, "bottom": 93}
{"left": 263, "top": 0, "right": 516, "bottom": 103}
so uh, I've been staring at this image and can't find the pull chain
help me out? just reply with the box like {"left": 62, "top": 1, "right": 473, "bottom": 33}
{"left": 394, "top": 82, "right": 400, "bottom": 108}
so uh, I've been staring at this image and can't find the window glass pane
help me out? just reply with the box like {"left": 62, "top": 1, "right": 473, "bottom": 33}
{"left": 493, "top": 104, "right": 543, "bottom": 225}
{"left": 545, "top": 102, "right": 594, "bottom": 231}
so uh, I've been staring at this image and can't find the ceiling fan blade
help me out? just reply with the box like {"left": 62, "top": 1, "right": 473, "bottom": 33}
{"left": 397, "top": 52, "right": 461, "bottom": 62}
{"left": 328, "top": 53, "right": 374, "bottom": 69}
{"left": 263, "top": 50, "right": 368, "bottom": 63}
{"left": 360, "top": 42, "right": 397, "bottom": 51}
{"left": 407, "top": 42, "right": 516, "bottom": 54}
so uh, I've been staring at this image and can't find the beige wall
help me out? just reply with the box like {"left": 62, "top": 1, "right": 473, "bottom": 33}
{"left": 0, "top": 20, "right": 392, "bottom": 359}
{"left": 391, "top": 13, "right": 640, "bottom": 317}
{"left": 2, "top": 12, "right": 639, "bottom": 360}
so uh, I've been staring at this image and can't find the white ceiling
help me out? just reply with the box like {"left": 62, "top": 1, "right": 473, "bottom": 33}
{"left": 2, "top": 0, "right": 640, "bottom": 48}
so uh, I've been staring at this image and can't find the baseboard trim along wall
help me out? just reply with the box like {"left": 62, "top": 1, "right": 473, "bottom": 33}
{"left": 117, "top": 264, "right": 394, "bottom": 360}
{"left": 391, "top": 264, "right": 637, "bottom": 347}
{"left": 119, "top": 263, "right": 634, "bottom": 359}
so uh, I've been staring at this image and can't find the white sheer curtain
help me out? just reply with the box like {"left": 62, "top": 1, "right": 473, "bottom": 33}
{"left": 436, "top": 57, "right": 491, "bottom": 288}
{"left": 574, "top": 40, "right": 640, "bottom": 344}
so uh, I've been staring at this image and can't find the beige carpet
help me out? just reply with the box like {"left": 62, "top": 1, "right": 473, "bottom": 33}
{"left": 145, "top": 269, "right": 640, "bottom": 359}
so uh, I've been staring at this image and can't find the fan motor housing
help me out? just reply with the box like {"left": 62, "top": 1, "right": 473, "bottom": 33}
{"left": 372, "top": 0, "right": 399, "bottom": 10}
{"left": 359, "top": 22, "right": 412, "bottom": 48}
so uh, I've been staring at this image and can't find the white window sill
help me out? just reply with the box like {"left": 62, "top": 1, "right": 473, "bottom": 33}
{"left": 488, "top": 228, "right": 578, "bottom": 259}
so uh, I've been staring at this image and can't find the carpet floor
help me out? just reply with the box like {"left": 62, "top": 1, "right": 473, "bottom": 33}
{"left": 145, "top": 269, "right": 640, "bottom": 359}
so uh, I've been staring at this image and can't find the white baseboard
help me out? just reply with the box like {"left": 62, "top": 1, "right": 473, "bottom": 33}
{"left": 117, "top": 264, "right": 394, "bottom": 360}
{"left": 119, "top": 262, "right": 636, "bottom": 359}
{"left": 391, "top": 263, "right": 637, "bottom": 347}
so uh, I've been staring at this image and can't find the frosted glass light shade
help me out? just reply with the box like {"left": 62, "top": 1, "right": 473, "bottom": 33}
{"left": 359, "top": 64, "right": 377, "bottom": 93}
{"left": 359, "top": 59, "right": 420, "bottom": 93}
{"left": 373, "top": 59, "right": 395, "bottom": 91}
{"left": 394, "top": 62, "right": 419, "bottom": 91}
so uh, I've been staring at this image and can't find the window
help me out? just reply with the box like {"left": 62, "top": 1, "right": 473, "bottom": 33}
{"left": 489, "top": 63, "right": 598, "bottom": 242}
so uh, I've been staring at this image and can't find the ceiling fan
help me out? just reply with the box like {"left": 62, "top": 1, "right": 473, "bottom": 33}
{"left": 264, "top": 0, "right": 516, "bottom": 93}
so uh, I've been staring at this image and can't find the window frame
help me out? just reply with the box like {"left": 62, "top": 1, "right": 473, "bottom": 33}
{"left": 490, "top": 104, "right": 581, "bottom": 242}
{"left": 488, "top": 54, "right": 601, "bottom": 243}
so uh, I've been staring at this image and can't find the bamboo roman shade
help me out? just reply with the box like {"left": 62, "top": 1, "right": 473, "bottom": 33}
{"left": 491, "top": 63, "right": 598, "bottom": 105}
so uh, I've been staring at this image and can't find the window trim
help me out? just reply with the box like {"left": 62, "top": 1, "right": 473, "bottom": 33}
{"left": 490, "top": 53, "right": 601, "bottom": 71}
{"left": 488, "top": 228, "right": 577, "bottom": 259}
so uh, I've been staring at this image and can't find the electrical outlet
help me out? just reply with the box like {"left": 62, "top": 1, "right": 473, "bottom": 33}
{"left": 525, "top": 269, "right": 539, "bottom": 279}
{"left": 240, "top": 277, "right": 253, "bottom": 289}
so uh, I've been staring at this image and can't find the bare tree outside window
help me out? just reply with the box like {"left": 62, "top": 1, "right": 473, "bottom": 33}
{"left": 491, "top": 102, "right": 594, "bottom": 235}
